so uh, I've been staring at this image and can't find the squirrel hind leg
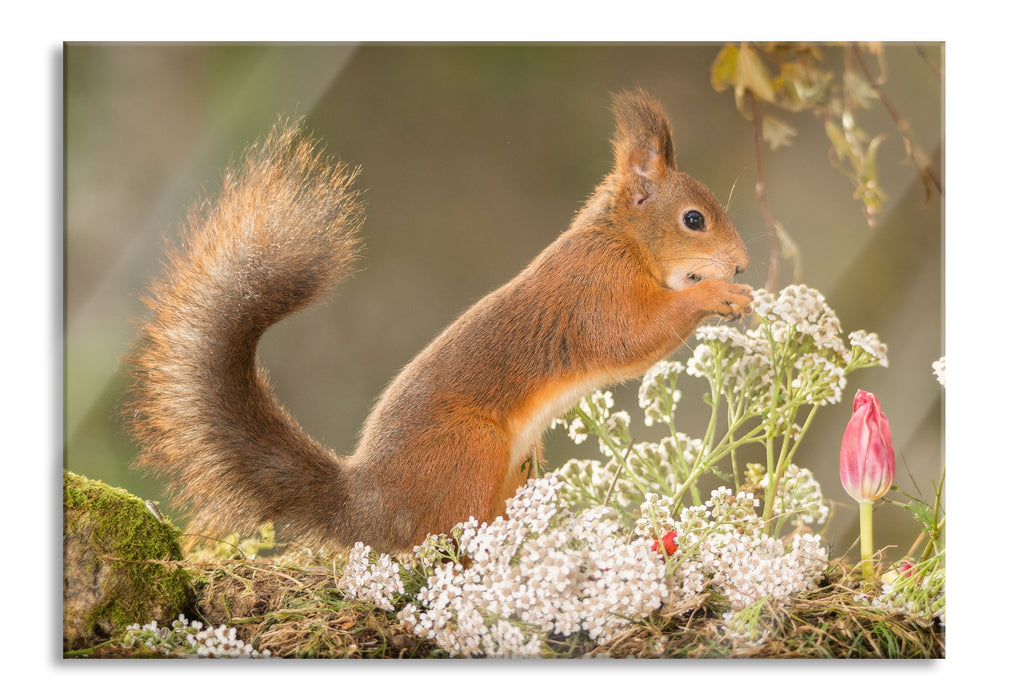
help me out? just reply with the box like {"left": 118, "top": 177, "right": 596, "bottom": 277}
{"left": 349, "top": 424, "right": 525, "bottom": 551}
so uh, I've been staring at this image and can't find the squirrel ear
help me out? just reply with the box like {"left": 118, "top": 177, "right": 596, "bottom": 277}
{"left": 611, "top": 89, "right": 678, "bottom": 205}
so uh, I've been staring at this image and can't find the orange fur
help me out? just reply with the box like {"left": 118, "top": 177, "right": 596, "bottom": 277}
{"left": 125, "top": 90, "right": 752, "bottom": 554}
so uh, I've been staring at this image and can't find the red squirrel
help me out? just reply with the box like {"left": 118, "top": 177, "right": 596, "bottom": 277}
{"left": 126, "top": 89, "right": 752, "bottom": 554}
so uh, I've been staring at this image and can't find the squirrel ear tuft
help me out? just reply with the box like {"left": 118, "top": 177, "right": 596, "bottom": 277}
{"left": 611, "top": 89, "right": 677, "bottom": 205}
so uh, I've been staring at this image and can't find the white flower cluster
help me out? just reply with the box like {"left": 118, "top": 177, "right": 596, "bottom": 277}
{"left": 690, "top": 325, "right": 775, "bottom": 404}
{"left": 668, "top": 488, "right": 828, "bottom": 611}
{"left": 397, "top": 474, "right": 670, "bottom": 657}
{"left": 758, "top": 463, "right": 830, "bottom": 525}
{"left": 562, "top": 390, "right": 617, "bottom": 446}
{"left": 337, "top": 541, "right": 406, "bottom": 612}
{"left": 873, "top": 563, "right": 945, "bottom": 627}
{"left": 561, "top": 391, "right": 634, "bottom": 463}
{"left": 849, "top": 329, "right": 890, "bottom": 368}
{"left": 558, "top": 433, "right": 702, "bottom": 512}
{"left": 637, "top": 360, "right": 685, "bottom": 428}
{"left": 932, "top": 355, "right": 945, "bottom": 386}
{"left": 556, "top": 441, "right": 698, "bottom": 512}
{"left": 555, "top": 457, "right": 614, "bottom": 506}
{"left": 752, "top": 284, "right": 843, "bottom": 353}
{"left": 122, "top": 614, "right": 270, "bottom": 658}
{"left": 689, "top": 284, "right": 887, "bottom": 409}
{"left": 719, "top": 608, "right": 771, "bottom": 647}
{"left": 634, "top": 492, "right": 679, "bottom": 539}
{"left": 193, "top": 623, "right": 270, "bottom": 658}
{"left": 790, "top": 354, "right": 847, "bottom": 405}
{"left": 557, "top": 386, "right": 704, "bottom": 513}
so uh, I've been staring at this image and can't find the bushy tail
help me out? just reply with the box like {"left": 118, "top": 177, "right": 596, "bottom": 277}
{"left": 124, "top": 120, "right": 364, "bottom": 547}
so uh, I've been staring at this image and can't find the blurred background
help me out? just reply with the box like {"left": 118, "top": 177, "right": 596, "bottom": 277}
{"left": 64, "top": 43, "right": 942, "bottom": 560}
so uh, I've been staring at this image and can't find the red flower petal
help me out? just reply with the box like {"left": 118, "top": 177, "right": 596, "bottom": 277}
{"left": 652, "top": 531, "right": 678, "bottom": 556}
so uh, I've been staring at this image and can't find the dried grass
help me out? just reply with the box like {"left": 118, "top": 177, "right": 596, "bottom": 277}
{"left": 162, "top": 555, "right": 942, "bottom": 659}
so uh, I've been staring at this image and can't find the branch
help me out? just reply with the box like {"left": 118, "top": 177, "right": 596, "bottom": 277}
{"left": 852, "top": 44, "right": 944, "bottom": 198}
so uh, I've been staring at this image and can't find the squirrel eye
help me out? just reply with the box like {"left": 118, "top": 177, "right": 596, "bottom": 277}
{"left": 683, "top": 210, "right": 706, "bottom": 231}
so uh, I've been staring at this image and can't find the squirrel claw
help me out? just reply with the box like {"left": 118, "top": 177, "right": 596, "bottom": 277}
{"left": 712, "top": 282, "right": 753, "bottom": 321}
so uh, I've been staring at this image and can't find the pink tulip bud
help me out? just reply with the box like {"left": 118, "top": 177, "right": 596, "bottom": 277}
{"left": 839, "top": 390, "right": 895, "bottom": 502}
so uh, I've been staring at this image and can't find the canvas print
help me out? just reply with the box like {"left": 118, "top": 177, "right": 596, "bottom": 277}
{"left": 63, "top": 42, "right": 943, "bottom": 658}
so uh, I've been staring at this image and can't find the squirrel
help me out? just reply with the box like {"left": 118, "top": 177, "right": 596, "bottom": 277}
{"left": 125, "top": 89, "right": 753, "bottom": 554}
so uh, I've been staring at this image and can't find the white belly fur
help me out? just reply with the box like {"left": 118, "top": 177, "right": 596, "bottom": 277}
{"left": 507, "top": 371, "right": 619, "bottom": 468}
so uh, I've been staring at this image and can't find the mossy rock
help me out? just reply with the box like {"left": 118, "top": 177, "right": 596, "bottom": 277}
{"left": 63, "top": 471, "right": 193, "bottom": 653}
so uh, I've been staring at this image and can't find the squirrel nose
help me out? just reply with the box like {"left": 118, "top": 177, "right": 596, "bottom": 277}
{"left": 734, "top": 263, "right": 748, "bottom": 276}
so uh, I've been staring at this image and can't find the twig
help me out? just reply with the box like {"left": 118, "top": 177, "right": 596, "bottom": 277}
{"left": 914, "top": 43, "right": 943, "bottom": 80}
{"left": 851, "top": 44, "right": 944, "bottom": 198}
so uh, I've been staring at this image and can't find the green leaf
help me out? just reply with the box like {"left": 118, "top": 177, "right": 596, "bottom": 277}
{"left": 843, "top": 71, "right": 878, "bottom": 110}
{"left": 865, "top": 132, "right": 886, "bottom": 166}
{"left": 824, "top": 119, "right": 853, "bottom": 161}
{"left": 712, "top": 43, "right": 776, "bottom": 116}
{"left": 902, "top": 499, "right": 935, "bottom": 529}
{"left": 762, "top": 115, "right": 797, "bottom": 150}
{"left": 777, "top": 61, "right": 833, "bottom": 111}
{"left": 710, "top": 44, "right": 740, "bottom": 93}
{"left": 736, "top": 44, "right": 777, "bottom": 104}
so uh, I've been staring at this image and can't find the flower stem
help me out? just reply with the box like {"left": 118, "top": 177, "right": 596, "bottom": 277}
{"left": 572, "top": 406, "right": 657, "bottom": 498}
{"left": 859, "top": 500, "right": 875, "bottom": 581}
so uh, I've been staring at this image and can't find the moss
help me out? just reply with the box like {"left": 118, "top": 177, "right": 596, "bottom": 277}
{"left": 63, "top": 471, "right": 194, "bottom": 653}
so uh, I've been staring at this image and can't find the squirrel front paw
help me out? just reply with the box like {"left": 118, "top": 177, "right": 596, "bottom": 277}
{"left": 696, "top": 279, "right": 753, "bottom": 321}
{"left": 720, "top": 284, "right": 753, "bottom": 321}
{"left": 717, "top": 282, "right": 753, "bottom": 321}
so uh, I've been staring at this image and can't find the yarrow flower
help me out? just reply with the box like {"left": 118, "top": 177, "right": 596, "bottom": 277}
{"left": 791, "top": 354, "right": 846, "bottom": 405}
{"left": 375, "top": 283, "right": 887, "bottom": 657}
{"left": 849, "top": 330, "right": 889, "bottom": 368}
{"left": 667, "top": 488, "right": 828, "bottom": 610}
{"left": 681, "top": 284, "right": 880, "bottom": 416}
{"left": 557, "top": 283, "right": 880, "bottom": 559}
{"left": 638, "top": 360, "right": 684, "bottom": 428}
{"left": 397, "top": 474, "right": 670, "bottom": 657}
{"left": 337, "top": 541, "right": 406, "bottom": 611}
{"left": 932, "top": 356, "right": 945, "bottom": 386}
{"left": 634, "top": 492, "right": 679, "bottom": 538}
{"left": 558, "top": 432, "right": 703, "bottom": 514}
{"left": 873, "top": 557, "right": 945, "bottom": 627}
{"left": 122, "top": 614, "right": 270, "bottom": 658}
{"left": 757, "top": 463, "right": 830, "bottom": 526}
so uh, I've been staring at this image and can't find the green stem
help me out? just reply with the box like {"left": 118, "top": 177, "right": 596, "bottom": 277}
{"left": 699, "top": 413, "right": 765, "bottom": 465}
{"left": 730, "top": 437, "right": 741, "bottom": 492}
{"left": 761, "top": 400, "right": 820, "bottom": 533}
{"left": 667, "top": 414, "right": 766, "bottom": 513}
{"left": 723, "top": 392, "right": 742, "bottom": 491}
{"left": 762, "top": 429, "right": 776, "bottom": 531}
{"left": 702, "top": 371, "right": 722, "bottom": 449}
{"left": 573, "top": 406, "right": 658, "bottom": 498}
{"left": 781, "top": 404, "right": 819, "bottom": 468}
{"left": 921, "top": 515, "right": 945, "bottom": 562}
{"left": 602, "top": 440, "right": 635, "bottom": 508}
{"left": 859, "top": 500, "right": 875, "bottom": 581}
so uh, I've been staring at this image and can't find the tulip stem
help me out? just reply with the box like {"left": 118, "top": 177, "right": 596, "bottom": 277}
{"left": 859, "top": 501, "right": 875, "bottom": 581}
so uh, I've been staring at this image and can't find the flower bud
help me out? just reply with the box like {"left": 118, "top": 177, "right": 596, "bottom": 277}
{"left": 898, "top": 561, "right": 919, "bottom": 578}
{"left": 839, "top": 390, "right": 895, "bottom": 502}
